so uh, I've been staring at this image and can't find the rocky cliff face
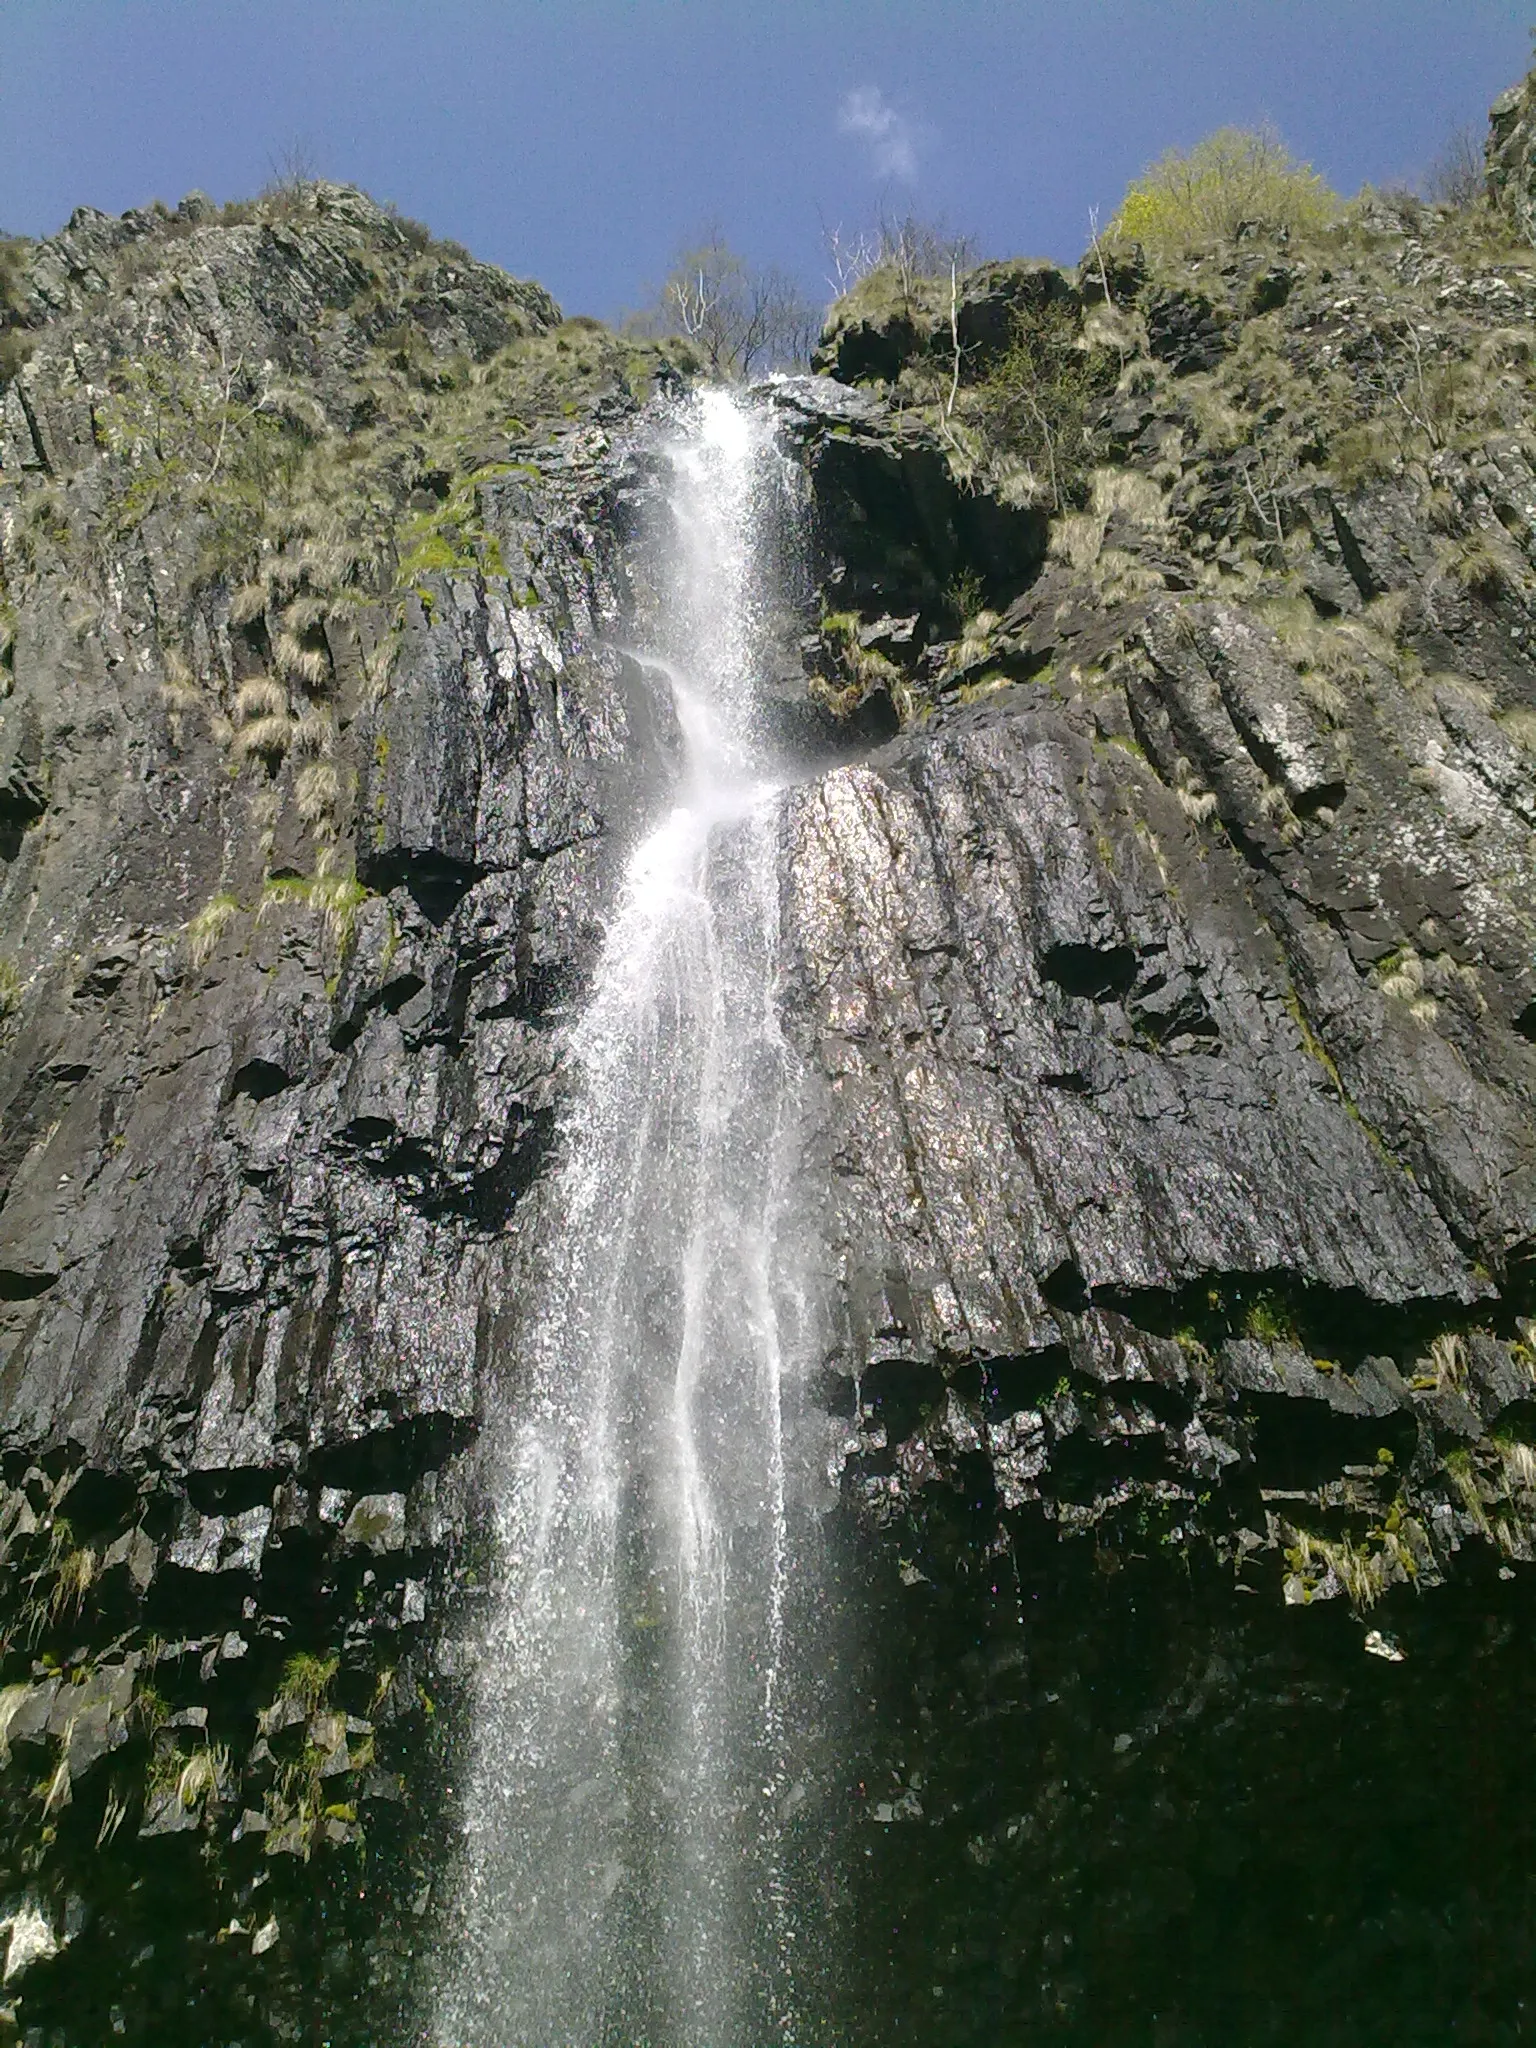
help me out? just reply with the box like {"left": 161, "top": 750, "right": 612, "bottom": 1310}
{"left": 782, "top": 205, "right": 1536, "bottom": 1573}
{"left": 1, "top": 78, "right": 1536, "bottom": 2045}
{"left": 0, "top": 180, "right": 703, "bottom": 2040}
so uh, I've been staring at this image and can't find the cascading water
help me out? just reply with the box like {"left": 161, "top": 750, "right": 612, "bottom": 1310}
{"left": 434, "top": 388, "right": 833, "bottom": 2047}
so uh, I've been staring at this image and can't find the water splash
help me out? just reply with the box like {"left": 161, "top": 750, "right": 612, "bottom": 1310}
{"left": 434, "top": 389, "right": 830, "bottom": 2047}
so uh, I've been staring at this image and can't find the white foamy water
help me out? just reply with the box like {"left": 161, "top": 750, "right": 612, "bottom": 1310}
{"left": 434, "top": 388, "right": 830, "bottom": 2047}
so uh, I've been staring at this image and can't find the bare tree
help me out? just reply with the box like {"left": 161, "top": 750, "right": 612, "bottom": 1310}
{"left": 821, "top": 210, "right": 978, "bottom": 312}
{"left": 647, "top": 231, "right": 816, "bottom": 378}
{"left": 260, "top": 139, "right": 324, "bottom": 223}
{"left": 1424, "top": 124, "right": 1486, "bottom": 210}
{"left": 874, "top": 211, "right": 976, "bottom": 302}
{"left": 1084, "top": 205, "right": 1115, "bottom": 305}
{"left": 821, "top": 219, "right": 880, "bottom": 298}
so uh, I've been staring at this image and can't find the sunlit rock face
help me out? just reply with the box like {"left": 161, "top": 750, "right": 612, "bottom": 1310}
{"left": 3, "top": 57, "right": 1536, "bottom": 2045}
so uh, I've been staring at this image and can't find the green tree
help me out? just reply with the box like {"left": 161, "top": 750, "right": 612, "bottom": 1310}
{"left": 1108, "top": 126, "right": 1341, "bottom": 258}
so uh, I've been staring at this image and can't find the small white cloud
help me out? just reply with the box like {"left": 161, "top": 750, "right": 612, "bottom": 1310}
{"left": 838, "top": 85, "right": 919, "bottom": 182}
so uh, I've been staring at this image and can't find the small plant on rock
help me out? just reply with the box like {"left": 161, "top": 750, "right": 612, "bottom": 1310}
{"left": 1242, "top": 1291, "right": 1299, "bottom": 1346}
{"left": 176, "top": 1744, "right": 229, "bottom": 1810}
{"left": 812, "top": 610, "right": 909, "bottom": 719}
{"left": 280, "top": 1651, "right": 338, "bottom": 1714}
{"left": 185, "top": 891, "right": 242, "bottom": 968}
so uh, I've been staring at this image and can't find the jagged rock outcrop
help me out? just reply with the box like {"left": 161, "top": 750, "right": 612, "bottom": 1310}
{"left": 773, "top": 129, "right": 1536, "bottom": 1611}
{"left": 1488, "top": 63, "right": 1536, "bottom": 241}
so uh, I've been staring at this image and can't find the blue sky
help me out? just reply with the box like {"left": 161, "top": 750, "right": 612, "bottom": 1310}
{"left": 2, "top": 1, "right": 1530, "bottom": 319}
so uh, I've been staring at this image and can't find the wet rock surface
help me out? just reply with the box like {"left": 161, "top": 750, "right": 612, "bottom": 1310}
{"left": 779, "top": 126, "right": 1536, "bottom": 1640}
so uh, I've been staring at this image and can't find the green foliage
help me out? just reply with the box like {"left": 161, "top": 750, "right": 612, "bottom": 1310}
{"left": 1109, "top": 127, "right": 1341, "bottom": 258}
{"left": 1283, "top": 1523, "right": 1413, "bottom": 1609}
{"left": 280, "top": 1651, "right": 338, "bottom": 1713}
{"left": 812, "top": 609, "right": 919, "bottom": 722}
{"left": 945, "top": 567, "right": 986, "bottom": 625}
{"left": 96, "top": 352, "right": 312, "bottom": 549}
{"left": 132, "top": 1681, "right": 170, "bottom": 1735}
{"left": 976, "top": 297, "right": 1115, "bottom": 509}
{"left": 1242, "top": 1291, "right": 1299, "bottom": 1346}
{"left": 259, "top": 871, "right": 368, "bottom": 950}
{"left": 396, "top": 466, "right": 512, "bottom": 587}
{"left": 184, "top": 871, "right": 371, "bottom": 972}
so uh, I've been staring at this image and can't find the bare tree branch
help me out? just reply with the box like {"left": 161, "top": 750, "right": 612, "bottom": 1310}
{"left": 649, "top": 232, "right": 816, "bottom": 378}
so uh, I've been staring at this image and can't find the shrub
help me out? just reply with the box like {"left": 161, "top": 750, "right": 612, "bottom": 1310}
{"left": 975, "top": 297, "right": 1115, "bottom": 509}
{"left": 1108, "top": 126, "right": 1341, "bottom": 258}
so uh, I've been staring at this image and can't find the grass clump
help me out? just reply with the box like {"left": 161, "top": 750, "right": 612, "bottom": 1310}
{"left": 279, "top": 1651, "right": 338, "bottom": 1714}
{"left": 396, "top": 466, "right": 512, "bottom": 590}
{"left": 185, "top": 891, "right": 242, "bottom": 968}
{"left": 1241, "top": 1290, "right": 1299, "bottom": 1346}
{"left": 22, "top": 1519, "right": 99, "bottom": 1636}
{"left": 259, "top": 872, "right": 368, "bottom": 950}
{"left": 812, "top": 610, "right": 912, "bottom": 720}
{"left": 175, "top": 1743, "right": 230, "bottom": 1810}
{"left": 1283, "top": 1520, "right": 1419, "bottom": 1609}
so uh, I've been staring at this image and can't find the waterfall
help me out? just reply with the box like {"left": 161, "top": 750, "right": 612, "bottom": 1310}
{"left": 434, "top": 389, "right": 830, "bottom": 2047}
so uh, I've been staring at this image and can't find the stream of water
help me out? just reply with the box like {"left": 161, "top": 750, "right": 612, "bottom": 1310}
{"left": 434, "top": 389, "right": 829, "bottom": 2047}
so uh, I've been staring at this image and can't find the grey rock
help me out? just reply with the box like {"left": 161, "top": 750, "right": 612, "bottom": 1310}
{"left": 3, "top": 101, "right": 1536, "bottom": 2038}
{"left": 340, "top": 1492, "right": 407, "bottom": 1554}
{"left": 0, "top": 1681, "right": 59, "bottom": 1754}
{"left": 138, "top": 1788, "right": 200, "bottom": 1838}
{"left": 1488, "top": 65, "right": 1536, "bottom": 239}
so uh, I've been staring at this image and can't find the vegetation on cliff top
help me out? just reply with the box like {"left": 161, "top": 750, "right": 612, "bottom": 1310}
{"left": 1105, "top": 125, "right": 1343, "bottom": 258}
